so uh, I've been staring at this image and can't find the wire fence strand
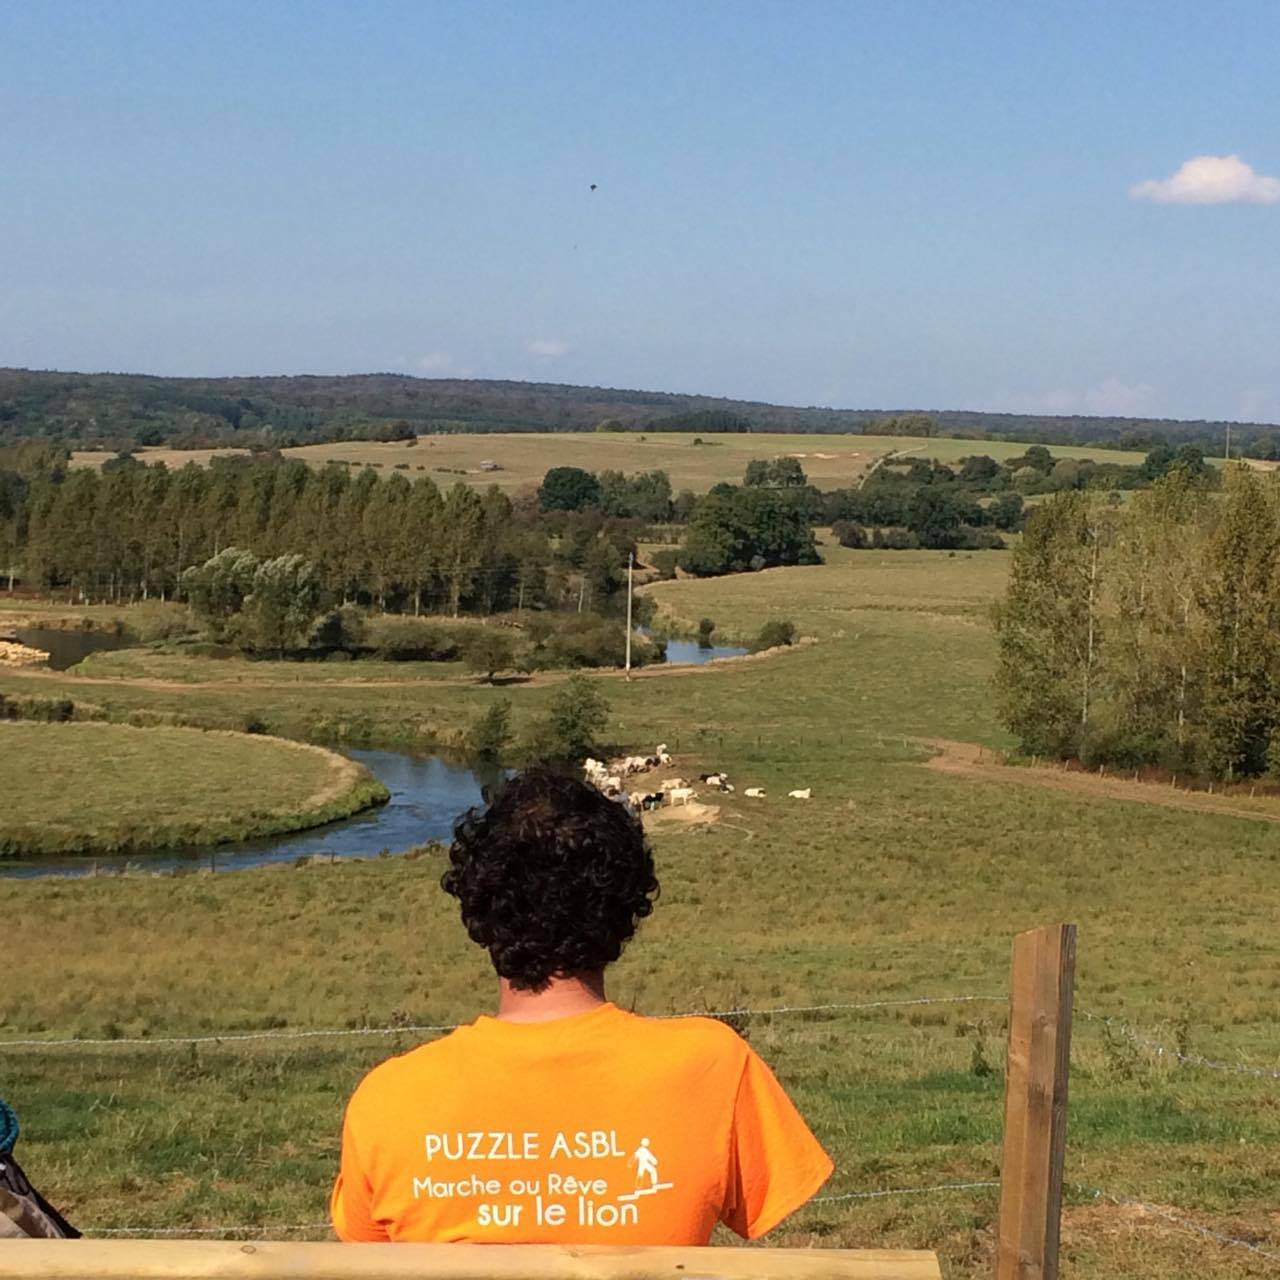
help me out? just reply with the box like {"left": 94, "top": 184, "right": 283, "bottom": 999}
{"left": 1077, "top": 1009, "right": 1280, "bottom": 1081}
{"left": 0, "top": 995, "right": 1007, "bottom": 1050}
{"left": 811, "top": 1179, "right": 1001, "bottom": 1205}
{"left": 1074, "top": 1186, "right": 1280, "bottom": 1267}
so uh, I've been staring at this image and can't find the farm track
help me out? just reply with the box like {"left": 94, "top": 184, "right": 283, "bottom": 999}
{"left": 923, "top": 737, "right": 1280, "bottom": 825}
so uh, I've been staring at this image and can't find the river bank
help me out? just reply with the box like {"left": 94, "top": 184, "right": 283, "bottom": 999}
{"left": 0, "top": 723, "right": 390, "bottom": 864}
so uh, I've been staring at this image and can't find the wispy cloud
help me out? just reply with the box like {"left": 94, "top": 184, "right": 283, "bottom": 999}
{"left": 527, "top": 338, "right": 571, "bottom": 357}
{"left": 1130, "top": 154, "right": 1280, "bottom": 205}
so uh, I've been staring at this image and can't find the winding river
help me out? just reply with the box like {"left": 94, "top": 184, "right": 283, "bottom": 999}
{"left": 1, "top": 629, "right": 749, "bottom": 880}
{"left": 0, "top": 749, "right": 503, "bottom": 880}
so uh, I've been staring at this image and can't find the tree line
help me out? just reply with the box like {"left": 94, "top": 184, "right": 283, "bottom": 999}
{"left": 4, "top": 367, "right": 1276, "bottom": 458}
{"left": 0, "top": 445, "right": 649, "bottom": 619}
{"left": 995, "top": 463, "right": 1280, "bottom": 781}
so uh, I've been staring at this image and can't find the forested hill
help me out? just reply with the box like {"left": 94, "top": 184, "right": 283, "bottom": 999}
{"left": 2, "top": 366, "right": 1276, "bottom": 456}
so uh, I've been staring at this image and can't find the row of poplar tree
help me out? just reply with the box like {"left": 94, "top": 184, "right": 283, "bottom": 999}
{"left": 995, "top": 463, "right": 1280, "bottom": 781}
{"left": 1, "top": 452, "right": 642, "bottom": 617}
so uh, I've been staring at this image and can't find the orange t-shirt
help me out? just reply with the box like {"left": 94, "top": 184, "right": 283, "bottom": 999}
{"left": 331, "top": 1002, "right": 831, "bottom": 1244}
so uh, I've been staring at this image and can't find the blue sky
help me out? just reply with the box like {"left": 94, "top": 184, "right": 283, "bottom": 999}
{"left": 2, "top": 1, "right": 1278, "bottom": 422}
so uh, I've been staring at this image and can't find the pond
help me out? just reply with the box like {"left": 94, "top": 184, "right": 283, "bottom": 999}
{"left": 660, "top": 636, "right": 748, "bottom": 665}
{"left": 0, "top": 749, "right": 503, "bottom": 880}
{"left": 12, "top": 627, "right": 134, "bottom": 671}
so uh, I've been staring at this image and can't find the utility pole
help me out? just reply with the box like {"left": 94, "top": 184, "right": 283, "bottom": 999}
{"left": 625, "top": 551, "right": 634, "bottom": 680}
{"left": 1225, "top": 423, "right": 1231, "bottom": 461}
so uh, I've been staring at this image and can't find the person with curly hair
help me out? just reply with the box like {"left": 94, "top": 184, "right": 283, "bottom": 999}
{"left": 331, "top": 767, "right": 830, "bottom": 1245}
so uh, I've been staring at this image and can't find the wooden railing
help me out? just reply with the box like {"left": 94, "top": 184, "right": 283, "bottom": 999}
{"left": 0, "top": 924, "right": 1076, "bottom": 1280}
{"left": 0, "top": 1240, "right": 941, "bottom": 1280}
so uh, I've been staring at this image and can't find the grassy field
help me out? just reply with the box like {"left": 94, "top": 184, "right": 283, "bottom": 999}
{"left": 70, "top": 431, "right": 1153, "bottom": 493}
{"left": 0, "top": 723, "right": 387, "bottom": 856}
{"left": 2, "top": 550, "right": 1278, "bottom": 1276}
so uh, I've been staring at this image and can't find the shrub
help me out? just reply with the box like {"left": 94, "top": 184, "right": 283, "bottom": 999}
{"left": 525, "top": 616, "right": 627, "bottom": 670}
{"left": 958, "top": 527, "right": 1007, "bottom": 551}
{"left": 650, "top": 549, "right": 679, "bottom": 580}
{"left": 697, "top": 617, "right": 716, "bottom": 646}
{"left": 0, "top": 695, "right": 77, "bottom": 723}
{"left": 871, "top": 527, "right": 919, "bottom": 550}
{"left": 310, "top": 604, "right": 367, "bottom": 654}
{"left": 752, "top": 619, "right": 796, "bottom": 652}
{"left": 129, "top": 602, "right": 198, "bottom": 644}
{"left": 370, "top": 619, "right": 462, "bottom": 662}
{"left": 831, "top": 520, "right": 868, "bottom": 549}
{"left": 523, "top": 674, "right": 610, "bottom": 762}
{"left": 465, "top": 629, "right": 516, "bottom": 682}
{"left": 466, "top": 698, "right": 512, "bottom": 760}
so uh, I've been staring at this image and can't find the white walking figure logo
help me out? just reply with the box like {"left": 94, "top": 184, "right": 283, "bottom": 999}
{"left": 631, "top": 1137, "right": 659, "bottom": 1190}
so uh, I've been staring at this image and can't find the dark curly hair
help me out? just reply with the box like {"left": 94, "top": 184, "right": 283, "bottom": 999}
{"left": 442, "top": 767, "right": 659, "bottom": 991}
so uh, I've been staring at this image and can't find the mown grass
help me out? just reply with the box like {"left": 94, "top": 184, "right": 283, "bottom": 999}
{"left": 71, "top": 431, "right": 1154, "bottom": 494}
{"left": 646, "top": 541, "right": 1011, "bottom": 643}
{"left": 2, "top": 551, "right": 1278, "bottom": 1276}
{"left": 0, "top": 723, "right": 387, "bottom": 856}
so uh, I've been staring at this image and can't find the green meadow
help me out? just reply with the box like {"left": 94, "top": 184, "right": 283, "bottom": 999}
{"left": 2, "top": 542, "right": 1278, "bottom": 1276}
{"left": 71, "top": 430, "right": 1154, "bottom": 495}
{"left": 0, "top": 723, "right": 387, "bottom": 856}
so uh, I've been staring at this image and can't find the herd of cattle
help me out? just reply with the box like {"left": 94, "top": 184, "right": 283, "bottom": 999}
{"left": 583, "top": 746, "right": 812, "bottom": 815}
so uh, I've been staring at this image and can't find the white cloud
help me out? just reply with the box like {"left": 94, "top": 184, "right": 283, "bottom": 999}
{"left": 527, "top": 338, "right": 571, "bottom": 357}
{"left": 1129, "top": 154, "right": 1280, "bottom": 205}
{"left": 415, "top": 351, "right": 454, "bottom": 372}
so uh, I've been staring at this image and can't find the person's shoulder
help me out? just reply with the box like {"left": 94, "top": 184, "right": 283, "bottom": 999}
{"left": 348, "top": 1029, "right": 472, "bottom": 1108}
{"left": 623, "top": 1011, "right": 751, "bottom": 1063}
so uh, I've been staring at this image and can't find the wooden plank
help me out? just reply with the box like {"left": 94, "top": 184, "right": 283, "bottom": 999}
{"left": 0, "top": 1240, "right": 941, "bottom": 1280}
{"left": 994, "top": 923, "right": 1076, "bottom": 1280}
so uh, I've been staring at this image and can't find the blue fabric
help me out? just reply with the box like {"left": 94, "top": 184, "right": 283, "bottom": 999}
{"left": 0, "top": 1098, "right": 18, "bottom": 1153}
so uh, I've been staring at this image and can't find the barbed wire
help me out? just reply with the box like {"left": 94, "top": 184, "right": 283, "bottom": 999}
{"left": 0, "top": 994, "right": 1006, "bottom": 1051}
{"left": 1077, "top": 1009, "right": 1280, "bottom": 1080}
{"left": 1074, "top": 1185, "right": 1280, "bottom": 1267}
{"left": 811, "top": 1179, "right": 1000, "bottom": 1205}
{"left": 87, "top": 1223, "right": 331, "bottom": 1238}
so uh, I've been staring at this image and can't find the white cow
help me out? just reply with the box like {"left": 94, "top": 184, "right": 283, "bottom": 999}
{"left": 657, "top": 777, "right": 688, "bottom": 793}
{"left": 744, "top": 787, "right": 766, "bottom": 798}
{"left": 787, "top": 788, "right": 812, "bottom": 799}
{"left": 666, "top": 787, "right": 696, "bottom": 806}
{"left": 602, "top": 775, "right": 623, "bottom": 792}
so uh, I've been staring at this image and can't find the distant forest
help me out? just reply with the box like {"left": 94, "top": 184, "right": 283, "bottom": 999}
{"left": 3, "top": 366, "right": 1277, "bottom": 458}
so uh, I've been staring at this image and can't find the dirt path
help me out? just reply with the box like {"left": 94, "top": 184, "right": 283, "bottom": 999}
{"left": 857, "top": 445, "right": 926, "bottom": 490}
{"left": 922, "top": 738, "right": 1280, "bottom": 826}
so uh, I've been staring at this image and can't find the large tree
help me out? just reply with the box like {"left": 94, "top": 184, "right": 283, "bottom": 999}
{"left": 538, "top": 466, "right": 601, "bottom": 512}
{"left": 1198, "top": 465, "right": 1280, "bottom": 778}
{"left": 994, "top": 491, "right": 1112, "bottom": 757}
{"left": 679, "top": 486, "right": 818, "bottom": 576}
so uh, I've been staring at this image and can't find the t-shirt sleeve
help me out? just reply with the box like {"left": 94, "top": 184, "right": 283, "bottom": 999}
{"left": 720, "top": 1045, "right": 833, "bottom": 1239}
{"left": 331, "top": 1091, "right": 390, "bottom": 1243}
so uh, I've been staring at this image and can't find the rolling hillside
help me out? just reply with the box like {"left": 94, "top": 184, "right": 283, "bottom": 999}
{"left": 2, "top": 366, "right": 1275, "bottom": 455}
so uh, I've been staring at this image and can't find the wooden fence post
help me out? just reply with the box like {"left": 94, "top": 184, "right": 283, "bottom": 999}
{"left": 995, "top": 923, "right": 1076, "bottom": 1280}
